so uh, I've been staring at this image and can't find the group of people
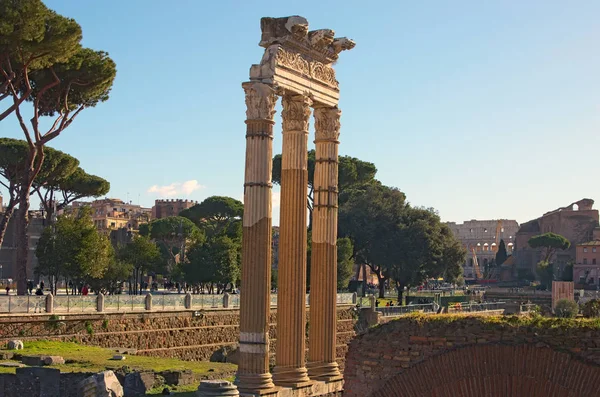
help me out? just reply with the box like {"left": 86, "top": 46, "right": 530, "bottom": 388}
{"left": 26, "top": 280, "right": 44, "bottom": 296}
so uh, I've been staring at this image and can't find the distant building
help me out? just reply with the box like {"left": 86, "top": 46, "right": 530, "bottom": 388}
{"left": 515, "top": 199, "right": 599, "bottom": 276}
{"left": 151, "top": 199, "right": 197, "bottom": 219}
{"left": 446, "top": 219, "right": 520, "bottom": 279}
{"left": 70, "top": 198, "right": 151, "bottom": 247}
{"left": 0, "top": 209, "right": 45, "bottom": 281}
{"left": 573, "top": 228, "right": 600, "bottom": 288}
{"left": 75, "top": 198, "right": 151, "bottom": 232}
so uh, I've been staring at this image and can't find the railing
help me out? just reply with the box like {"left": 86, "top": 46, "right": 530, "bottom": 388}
{"left": 0, "top": 292, "right": 356, "bottom": 314}
{"left": 448, "top": 301, "right": 506, "bottom": 313}
{"left": 0, "top": 295, "right": 46, "bottom": 314}
{"left": 376, "top": 303, "right": 436, "bottom": 317}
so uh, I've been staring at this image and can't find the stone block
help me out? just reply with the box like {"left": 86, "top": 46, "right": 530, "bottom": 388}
{"left": 7, "top": 340, "right": 23, "bottom": 350}
{"left": 21, "top": 355, "right": 45, "bottom": 366}
{"left": 16, "top": 367, "right": 60, "bottom": 397}
{"left": 112, "top": 355, "right": 126, "bottom": 361}
{"left": 78, "top": 370, "right": 124, "bottom": 397}
{"left": 0, "top": 362, "right": 24, "bottom": 367}
{"left": 43, "top": 356, "right": 65, "bottom": 365}
{"left": 197, "top": 380, "right": 239, "bottom": 396}
{"left": 160, "top": 370, "right": 194, "bottom": 386}
{"left": 123, "top": 372, "right": 155, "bottom": 396}
{"left": 0, "top": 352, "right": 14, "bottom": 360}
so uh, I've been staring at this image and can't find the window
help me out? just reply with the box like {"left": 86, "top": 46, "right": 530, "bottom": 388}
{"left": 594, "top": 248, "right": 597, "bottom": 253}
{"left": 484, "top": 228, "right": 488, "bottom": 233}
{"left": 590, "top": 278, "right": 595, "bottom": 284}
{"left": 584, "top": 258, "right": 588, "bottom": 265}
{"left": 470, "top": 229, "right": 473, "bottom": 232}
{"left": 594, "top": 259, "right": 597, "bottom": 265}
{"left": 584, "top": 247, "right": 588, "bottom": 253}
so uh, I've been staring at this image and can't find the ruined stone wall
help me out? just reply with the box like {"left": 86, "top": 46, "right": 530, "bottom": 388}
{"left": 0, "top": 306, "right": 357, "bottom": 368}
{"left": 343, "top": 315, "right": 600, "bottom": 397}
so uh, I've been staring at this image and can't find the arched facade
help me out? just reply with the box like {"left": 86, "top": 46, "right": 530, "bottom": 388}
{"left": 370, "top": 344, "right": 600, "bottom": 397}
{"left": 343, "top": 316, "right": 600, "bottom": 397}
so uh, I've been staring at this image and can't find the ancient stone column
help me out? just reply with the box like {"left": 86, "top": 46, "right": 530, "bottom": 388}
{"left": 236, "top": 81, "right": 278, "bottom": 393}
{"left": 308, "top": 106, "right": 342, "bottom": 381}
{"left": 273, "top": 94, "right": 312, "bottom": 387}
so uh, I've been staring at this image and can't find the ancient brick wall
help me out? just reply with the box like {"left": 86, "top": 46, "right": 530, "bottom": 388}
{"left": 0, "top": 306, "right": 357, "bottom": 367}
{"left": 343, "top": 315, "right": 600, "bottom": 397}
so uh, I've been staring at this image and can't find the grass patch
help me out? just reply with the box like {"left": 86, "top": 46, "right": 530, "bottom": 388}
{"left": 0, "top": 340, "right": 236, "bottom": 376}
{"left": 400, "top": 312, "right": 600, "bottom": 330}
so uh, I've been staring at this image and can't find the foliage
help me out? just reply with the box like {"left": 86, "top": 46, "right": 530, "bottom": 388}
{"left": 272, "top": 150, "right": 377, "bottom": 217}
{"left": 1, "top": 0, "right": 116, "bottom": 295}
{"left": 517, "top": 268, "right": 536, "bottom": 282}
{"left": 337, "top": 237, "right": 354, "bottom": 290}
{"left": 554, "top": 299, "right": 578, "bottom": 318}
{"left": 496, "top": 239, "right": 508, "bottom": 266}
{"left": 561, "top": 262, "right": 574, "bottom": 282}
{"left": 528, "top": 232, "right": 571, "bottom": 263}
{"left": 536, "top": 261, "right": 554, "bottom": 290}
{"left": 87, "top": 259, "right": 131, "bottom": 295}
{"left": 185, "top": 235, "right": 240, "bottom": 292}
{"left": 141, "top": 216, "right": 203, "bottom": 267}
{"left": 117, "top": 235, "right": 160, "bottom": 294}
{"left": 338, "top": 182, "right": 406, "bottom": 297}
{"left": 581, "top": 300, "right": 600, "bottom": 318}
{"left": 35, "top": 207, "right": 113, "bottom": 291}
{"left": 180, "top": 196, "right": 243, "bottom": 239}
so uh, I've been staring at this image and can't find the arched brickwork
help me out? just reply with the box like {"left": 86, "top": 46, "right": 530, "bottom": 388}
{"left": 370, "top": 344, "right": 600, "bottom": 397}
{"left": 343, "top": 316, "right": 600, "bottom": 397}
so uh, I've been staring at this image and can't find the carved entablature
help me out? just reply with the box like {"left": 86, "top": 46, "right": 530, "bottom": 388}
{"left": 249, "top": 16, "right": 355, "bottom": 107}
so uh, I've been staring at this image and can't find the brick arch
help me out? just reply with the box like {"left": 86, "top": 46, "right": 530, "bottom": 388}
{"left": 369, "top": 344, "right": 600, "bottom": 397}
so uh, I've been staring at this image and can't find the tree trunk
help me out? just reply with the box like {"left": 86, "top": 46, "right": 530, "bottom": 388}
{"left": 378, "top": 276, "right": 386, "bottom": 298}
{"left": 397, "top": 282, "right": 404, "bottom": 305}
{"left": 15, "top": 174, "right": 31, "bottom": 295}
{"left": 0, "top": 197, "right": 16, "bottom": 249}
{"left": 361, "top": 263, "right": 367, "bottom": 296}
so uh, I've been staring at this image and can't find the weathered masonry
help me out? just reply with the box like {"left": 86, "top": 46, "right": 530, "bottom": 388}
{"left": 239, "top": 15, "right": 354, "bottom": 396}
{"left": 344, "top": 315, "right": 600, "bottom": 397}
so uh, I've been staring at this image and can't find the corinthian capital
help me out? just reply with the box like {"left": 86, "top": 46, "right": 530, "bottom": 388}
{"left": 314, "top": 107, "right": 341, "bottom": 141}
{"left": 243, "top": 82, "right": 278, "bottom": 121}
{"left": 282, "top": 94, "right": 312, "bottom": 132}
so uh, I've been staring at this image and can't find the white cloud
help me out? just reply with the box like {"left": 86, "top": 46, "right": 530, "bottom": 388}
{"left": 147, "top": 180, "right": 204, "bottom": 197}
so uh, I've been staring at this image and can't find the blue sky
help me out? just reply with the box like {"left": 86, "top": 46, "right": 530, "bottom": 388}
{"left": 1, "top": 0, "right": 599, "bottom": 226}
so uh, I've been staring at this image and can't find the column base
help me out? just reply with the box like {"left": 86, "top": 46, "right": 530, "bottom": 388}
{"left": 272, "top": 366, "right": 312, "bottom": 388}
{"left": 235, "top": 373, "right": 276, "bottom": 394}
{"left": 306, "top": 361, "right": 342, "bottom": 382}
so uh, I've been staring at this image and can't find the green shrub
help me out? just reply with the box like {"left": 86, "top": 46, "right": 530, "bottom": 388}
{"left": 101, "top": 319, "right": 109, "bottom": 330}
{"left": 85, "top": 321, "right": 94, "bottom": 336}
{"left": 555, "top": 299, "right": 578, "bottom": 318}
{"left": 581, "top": 299, "right": 600, "bottom": 318}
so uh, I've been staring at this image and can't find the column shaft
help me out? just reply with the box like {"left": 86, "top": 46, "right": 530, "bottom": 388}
{"left": 273, "top": 94, "right": 312, "bottom": 387}
{"left": 308, "top": 107, "right": 342, "bottom": 381}
{"left": 236, "top": 82, "right": 277, "bottom": 393}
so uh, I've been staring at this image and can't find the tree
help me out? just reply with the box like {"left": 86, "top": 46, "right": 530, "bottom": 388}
{"left": 117, "top": 235, "right": 160, "bottom": 295}
{"left": 385, "top": 207, "right": 446, "bottom": 304}
{"left": 439, "top": 224, "right": 466, "bottom": 284}
{"left": 140, "top": 216, "right": 203, "bottom": 270}
{"left": 0, "top": 0, "right": 82, "bottom": 120}
{"left": 536, "top": 261, "right": 554, "bottom": 290}
{"left": 87, "top": 259, "right": 131, "bottom": 295}
{"left": 180, "top": 196, "right": 243, "bottom": 239}
{"left": 185, "top": 235, "right": 240, "bottom": 293}
{"left": 273, "top": 151, "right": 377, "bottom": 221}
{"left": 35, "top": 207, "right": 112, "bottom": 293}
{"left": 337, "top": 237, "right": 354, "bottom": 290}
{"left": 561, "top": 262, "right": 574, "bottom": 282}
{"left": 0, "top": 138, "right": 77, "bottom": 246}
{"left": 338, "top": 182, "right": 407, "bottom": 298}
{"left": 528, "top": 232, "right": 571, "bottom": 263}
{"left": 496, "top": 239, "right": 508, "bottom": 266}
{"left": 554, "top": 299, "right": 578, "bottom": 318}
{"left": 2, "top": 2, "right": 116, "bottom": 294}
{"left": 35, "top": 166, "right": 110, "bottom": 224}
